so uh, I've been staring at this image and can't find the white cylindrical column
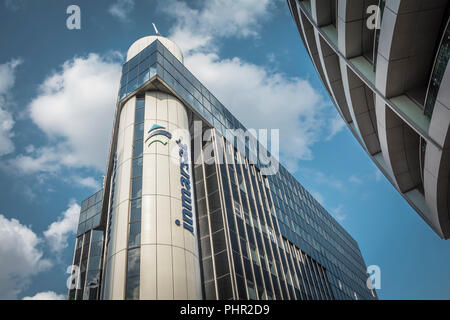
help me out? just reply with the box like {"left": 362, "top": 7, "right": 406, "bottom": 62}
{"left": 103, "top": 35, "right": 201, "bottom": 300}
{"left": 139, "top": 91, "right": 202, "bottom": 299}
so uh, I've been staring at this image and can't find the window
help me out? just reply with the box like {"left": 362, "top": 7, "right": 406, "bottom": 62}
{"left": 268, "top": 228, "right": 277, "bottom": 244}
{"left": 125, "top": 276, "right": 139, "bottom": 300}
{"left": 128, "top": 222, "right": 141, "bottom": 248}
{"left": 234, "top": 201, "right": 242, "bottom": 219}
{"left": 130, "top": 199, "right": 141, "bottom": 223}
{"left": 131, "top": 178, "right": 142, "bottom": 199}
{"left": 132, "top": 158, "right": 143, "bottom": 178}
{"left": 126, "top": 248, "right": 140, "bottom": 277}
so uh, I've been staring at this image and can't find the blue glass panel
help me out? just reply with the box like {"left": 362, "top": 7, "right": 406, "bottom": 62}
{"left": 140, "top": 45, "right": 152, "bottom": 60}
{"left": 128, "top": 78, "right": 138, "bottom": 93}
{"left": 129, "top": 55, "right": 139, "bottom": 70}
{"left": 138, "top": 69, "right": 150, "bottom": 86}
{"left": 128, "top": 66, "right": 138, "bottom": 82}
{"left": 140, "top": 57, "right": 150, "bottom": 70}
{"left": 150, "top": 65, "right": 157, "bottom": 78}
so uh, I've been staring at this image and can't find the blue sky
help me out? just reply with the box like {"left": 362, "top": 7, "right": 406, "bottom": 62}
{"left": 0, "top": 0, "right": 449, "bottom": 300}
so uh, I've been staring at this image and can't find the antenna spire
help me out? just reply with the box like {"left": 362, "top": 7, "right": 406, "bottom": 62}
{"left": 152, "top": 23, "right": 161, "bottom": 36}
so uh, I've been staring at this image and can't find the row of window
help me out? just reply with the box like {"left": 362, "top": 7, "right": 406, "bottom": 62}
{"left": 195, "top": 132, "right": 342, "bottom": 300}
{"left": 125, "top": 97, "right": 145, "bottom": 300}
{"left": 69, "top": 230, "right": 104, "bottom": 300}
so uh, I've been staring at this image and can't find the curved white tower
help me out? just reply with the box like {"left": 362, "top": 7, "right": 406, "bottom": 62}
{"left": 101, "top": 35, "right": 202, "bottom": 300}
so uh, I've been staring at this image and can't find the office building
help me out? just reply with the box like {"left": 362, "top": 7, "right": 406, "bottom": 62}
{"left": 68, "top": 33, "right": 377, "bottom": 300}
{"left": 288, "top": 0, "right": 450, "bottom": 238}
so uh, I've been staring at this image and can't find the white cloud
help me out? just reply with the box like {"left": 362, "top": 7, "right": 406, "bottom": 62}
{"left": 44, "top": 201, "right": 80, "bottom": 253}
{"left": 185, "top": 53, "right": 328, "bottom": 170}
{"left": 0, "top": 214, "right": 52, "bottom": 299}
{"left": 163, "top": 0, "right": 337, "bottom": 171}
{"left": 109, "top": 0, "right": 135, "bottom": 21}
{"left": 349, "top": 175, "right": 363, "bottom": 184}
{"left": 0, "top": 58, "right": 22, "bottom": 156}
{"left": 4, "top": 0, "right": 25, "bottom": 11}
{"left": 299, "top": 168, "right": 345, "bottom": 191}
{"left": 375, "top": 169, "right": 383, "bottom": 182}
{"left": 311, "top": 191, "right": 325, "bottom": 205}
{"left": 0, "top": 107, "right": 14, "bottom": 156}
{"left": 0, "top": 58, "right": 21, "bottom": 94}
{"left": 165, "top": 0, "right": 273, "bottom": 54}
{"left": 327, "top": 113, "right": 346, "bottom": 140}
{"left": 10, "top": 53, "right": 121, "bottom": 174}
{"left": 331, "top": 204, "right": 347, "bottom": 222}
{"left": 22, "top": 291, "right": 65, "bottom": 300}
{"left": 73, "top": 176, "right": 101, "bottom": 190}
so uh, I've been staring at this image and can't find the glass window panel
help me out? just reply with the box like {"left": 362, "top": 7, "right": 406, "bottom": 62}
{"left": 122, "top": 62, "right": 129, "bottom": 74}
{"left": 208, "top": 191, "right": 221, "bottom": 212}
{"left": 88, "top": 255, "right": 101, "bottom": 271}
{"left": 80, "top": 210, "right": 87, "bottom": 222}
{"left": 156, "top": 52, "right": 164, "bottom": 65}
{"left": 217, "top": 275, "right": 233, "bottom": 300}
{"left": 95, "top": 190, "right": 103, "bottom": 202}
{"left": 92, "top": 214, "right": 101, "bottom": 228}
{"left": 150, "top": 65, "right": 157, "bottom": 78}
{"left": 76, "top": 237, "right": 83, "bottom": 249}
{"left": 95, "top": 201, "right": 102, "bottom": 214}
{"left": 214, "top": 250, "right": 230, "bottom": 277}
{"left": 128, "top": 222, "right": 141, "bottom": 248}
{"left": 130, "top": 199, "right": 142, "bottom": 223}
{"left": 85, "top": 217, "right": 93, "bottom": 230}
{"left": 136, "top": 98, "right": 145, "bottom": 109}
{"left": 87, "top": 207, "right": 95, "bottom": 219}
{"left": 90, "top": 240, "right": 103, "bottom": 257}
{"left": 212, "top": 229, "right": 226, "bottom": 253}
{"left": 132, "top": 157, "right": 143, "bottom": 178}
{"left": 128, "top": 66, "right": 139, "bottom": 81}
{"left": 92, "top": 230, "right": 103, "bottom": 243}
{"left": 134, "top": 122, "right": 144, "bottom": 140}
{"left": 156, "top": 63, "right": 163, "bottom": 77}
{"left": 126, "top": 248, "right": 140, "bottom": 277}
{"left": 202, "top": 257, "right": 214, "bottom": 282}
{"left": 140, "top": 46, "right": 151, "bottom": 60}
{"left": 81, "top": 200, "right": 88, "bottom": 212}
{"left": 133, "top": 140, "right": 143, "bottom": 158}
{"left": 149, "top": 52, "right": 157, "bottom": 65}
{"left": 138, "top": 69, "right": 150, "bottom": 85}
{"left": 131, "top": 178, "right": 142, "bottom": 199}
{"left": 247, "top": 281, "right": 257, "bottom": 300}
{"left": 127, "top": 78, "right": 138, "bottom": 94}
{"left": 77, "top": 222, "right": 85, "bottom": 235}
{"left": 125, "top": 276, "right": 139, "bottom": 300}
{"left": 120, "top": 86, "right": 127, "bottom": 100}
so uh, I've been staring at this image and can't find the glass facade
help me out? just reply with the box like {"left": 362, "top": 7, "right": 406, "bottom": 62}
{"left": 69, "top": 189, "right": 104, "bottom": 300}
{"left": 193, "top": 129, "right": 375, "bottom": 300}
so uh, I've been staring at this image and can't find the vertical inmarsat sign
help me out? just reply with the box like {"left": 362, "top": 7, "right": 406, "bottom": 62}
{"left": 175, "top": 138, "right": 195, "bottom": 234}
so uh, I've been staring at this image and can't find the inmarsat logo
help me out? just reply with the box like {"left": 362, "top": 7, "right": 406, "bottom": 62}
{"left": 145, "top": 124, "right": 172, "bottom": 146}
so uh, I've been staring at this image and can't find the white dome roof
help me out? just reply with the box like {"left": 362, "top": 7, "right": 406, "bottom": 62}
{"left": 126, "top": 36, "right": 184, "bottom": 64}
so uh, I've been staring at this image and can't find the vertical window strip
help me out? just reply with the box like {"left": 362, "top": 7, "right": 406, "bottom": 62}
{"left": 125, "top": 97, "right": 145, "bottom": 300}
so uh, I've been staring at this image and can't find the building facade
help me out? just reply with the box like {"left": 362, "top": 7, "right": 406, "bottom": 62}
{"left": 68, "top": 34, "right": 377, "bottom": 300}
{"left": 288, "top": 0, "right": 450, "bottom": 239}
